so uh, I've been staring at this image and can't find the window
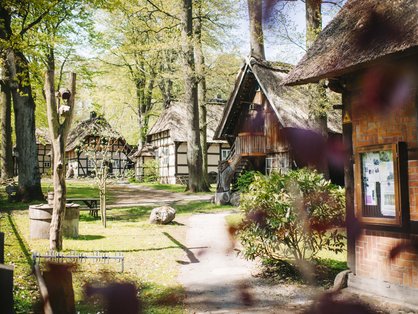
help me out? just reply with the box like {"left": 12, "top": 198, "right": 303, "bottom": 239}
{"left": 265, "top": 157, "right": 274, "bottom": 175}
{"left": 355, "top": 142, "right": 407, "bottom": 226}
{"left": 87, "top": 159, "right": 95, "bottom": 168}
{"left": 221, "top": 149, "right": 230, "bottom": 161}
{"left": 112, "top": 160, "right": 120, "bottom": 169}
{"left": 265, "top": 153, "right": 290, "bottom": 175}
{"left": 43, "top": 161, "right": 51, "bottom": 168}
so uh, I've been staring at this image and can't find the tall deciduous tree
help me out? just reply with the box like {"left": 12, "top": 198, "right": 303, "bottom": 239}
{"left": 194, "top": 0, "right": 209, "bottom": 187}
{"left": 45, "top": 70, "right": 76, "bottom": 251}
{"left": 0, "top": 1, "right": 58, "bottom": 201}
{"left": 305, "top": 0, "right": 329, "bottom": 177}
{"left": 179, "top": 0, "right": 209, "bottom": 192}
{"left": 0, "top": 56, "right": 13, "bottom": 179}
{"left": 248, "top": 0, "right": 265, "bottom": 60}
{"left": 0, "top": 5, "right": 13, "bottom": 180}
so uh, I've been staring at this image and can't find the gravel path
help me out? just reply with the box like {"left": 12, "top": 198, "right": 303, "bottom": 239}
{"left": 178, "top": 212, "right": 321, "bottom": 313}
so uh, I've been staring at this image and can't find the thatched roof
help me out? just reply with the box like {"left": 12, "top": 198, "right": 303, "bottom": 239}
{"left": 66, "top": 113, "right": 127, "bottom": 152}
{"left": 146, "top": 102, "right": 226, "bottom": 143}
{"left": 215, "top": 57, "right": 341, "bottom": 139}
{"left": 131, "top": 144, "right": 155, "bottom": 158}
{"left": 36, "top": 128, "right": 51, "bottom": 145}
{"left": 284, "top": 0, "right": 418, "bottom": 85}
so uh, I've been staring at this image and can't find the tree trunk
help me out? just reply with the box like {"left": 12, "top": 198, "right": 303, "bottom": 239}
{"left": 0, "top": 58, "right": 13, "bottom": 179}
{"left": 306, "top": 0, "right": 329, "bottom": 177}
{"left": 135, "top": 76, "right": 146, "bottom": 148}
{"left": 7, "top": 50, "right": 43, "bottom": 201}
{"left": 180, "top": 0, "right": 209, "bottom": 192}
{"left": 142, "top": 75, "right": 155, "bottom": 144}
{"left": 0, "top": 7, "right": 13, "bottom": 180}
{"left": 247, "top": 0, "right": 265, "bottom": 60}
{"left": 305, "top": 0, "right": 322, "bottom": 49}
{"left": 45, "top": 65, "right": 76, "bottom": 251}
{"left": 49, "top": 136, "right": 66, "bottom": 251}
{"left": 194, "top": 0, "right": 209, "bottom": 186}
{"left": 103, "top": 169, "right": 107, "bottom": 228}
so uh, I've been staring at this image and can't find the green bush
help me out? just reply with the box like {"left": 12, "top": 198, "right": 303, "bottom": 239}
{"left": 234, "top": 170, "right": 261, "bottom": 193}
{"left": 142, "top": 159, "right": 159, "bottom": 182}
{"left": 238, "top": 168, "right": 345, "bottom": 264}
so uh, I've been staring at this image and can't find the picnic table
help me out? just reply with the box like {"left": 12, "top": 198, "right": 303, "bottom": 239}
{"left": 67, "top": 198, "right": 99, "bottom": 218}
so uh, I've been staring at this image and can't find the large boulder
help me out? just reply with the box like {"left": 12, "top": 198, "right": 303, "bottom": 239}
{"left": 149, "top": 206, "right": 176, "bottom": 224}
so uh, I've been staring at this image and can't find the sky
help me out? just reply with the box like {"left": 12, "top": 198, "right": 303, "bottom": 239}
{"left": 231, "top": 0, "right": 344, "bottom": 64}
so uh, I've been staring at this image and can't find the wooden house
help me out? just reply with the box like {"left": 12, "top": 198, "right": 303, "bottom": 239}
{"left": 284, "top": 0, "right": 418, "bottom": 305}
{"left": 133, "top": 102, "right": 230, "bottom": 184}
{"left": 66, "top": 112, "right": 132, "bottom": 178}
{"left": 214, "top": 57, "right": 343, "bottom": 197}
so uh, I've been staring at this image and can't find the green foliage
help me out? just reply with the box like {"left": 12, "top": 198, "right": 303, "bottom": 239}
{"left": 234, "top": 170, "right": 261, "bottom": 193}
{"left": 124, "top": 169, "right": 136, "bottom": 182}
{"left": 238, "top": 168, "right": 345, "bottom": 264}
{"left": 142, "top": 159, "right": 159, "bottom": 183}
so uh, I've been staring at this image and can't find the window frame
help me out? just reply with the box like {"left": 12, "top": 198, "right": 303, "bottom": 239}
{"left": 221, "top": 149, "right": 231, "bottom": 161}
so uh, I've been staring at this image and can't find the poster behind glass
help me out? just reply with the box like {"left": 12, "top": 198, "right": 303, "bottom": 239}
{"left": 361, "top": 150, "right": 395, "bottom": 217}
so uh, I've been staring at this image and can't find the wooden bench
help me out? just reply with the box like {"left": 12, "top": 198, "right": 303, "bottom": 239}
{"left": 67, "top": 198, "right": 99, "bottom": 218}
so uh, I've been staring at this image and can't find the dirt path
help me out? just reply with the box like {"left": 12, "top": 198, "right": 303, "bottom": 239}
{"left": 107, "top": 183, "right": 212, "bottom": 208}
{"left": 178, "top": 212, "right": 321, "bottom": 313}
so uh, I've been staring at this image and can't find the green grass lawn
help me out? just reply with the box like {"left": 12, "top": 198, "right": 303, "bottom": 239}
{"left": 3, "top": 200, "right": 233, "bottom": 313}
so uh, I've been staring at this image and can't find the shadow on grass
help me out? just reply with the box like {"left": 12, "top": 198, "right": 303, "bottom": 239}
{"left": 6, "top": 212, "right": 33, "bottom": 265}
{"left": 259, "top": 258, "right": 348, "bottom": 288}
{"left": 79, "top": 214, "right": 100, "bottom": 222}
{"left": 163, "top": 232, "right": 203, "bottom": 265}
{"left": 140, "top": 282, "right": 185, "bottom": 309}
{"left": 68, "top": 235, "right": 105, "bottom": 241}
{"left": 75, "top": 246, "right": 183, "bottom": 253}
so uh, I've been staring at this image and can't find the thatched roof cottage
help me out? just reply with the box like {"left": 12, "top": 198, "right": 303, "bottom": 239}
{"left": 133, "top": 102, "right": 230, "bottom": 184}
{"left": 66, "top": 112, "right": 132, "bottom": 177}
{"left": 214, "top": 57, "right": 343, "bottom": 197}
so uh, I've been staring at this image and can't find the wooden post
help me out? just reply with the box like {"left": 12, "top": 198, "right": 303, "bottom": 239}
{"left": 342, "top": 90, "right": 356, "bottom": 273}
{"left": 0, "top": 264, "right": 14, "bottom": 314}
{"left": 34, "top": 265, "right": 53, "bottom": 314}
{"left": 42, "top": 263, "right": 76, "bottom": 314}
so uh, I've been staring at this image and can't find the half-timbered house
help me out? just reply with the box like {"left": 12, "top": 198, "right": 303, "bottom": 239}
{"left": 36, "top": 128, "right": 52, "bottom": 175}
{"left": 214, "top": 57, "right": 343, "bottom": 198}
{"left": 284, "top": 0, "right": 418, "bottom": 306}
{"left": 66, "top": 112, "right": 132, "bottom": 177}
{"left": 133, "top": 102, "right": 230, "bottom": 184}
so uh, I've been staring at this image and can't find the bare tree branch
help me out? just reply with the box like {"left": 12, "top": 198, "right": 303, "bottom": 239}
{"left": 145, "top": 0, "right": 179, "bottom": 20}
